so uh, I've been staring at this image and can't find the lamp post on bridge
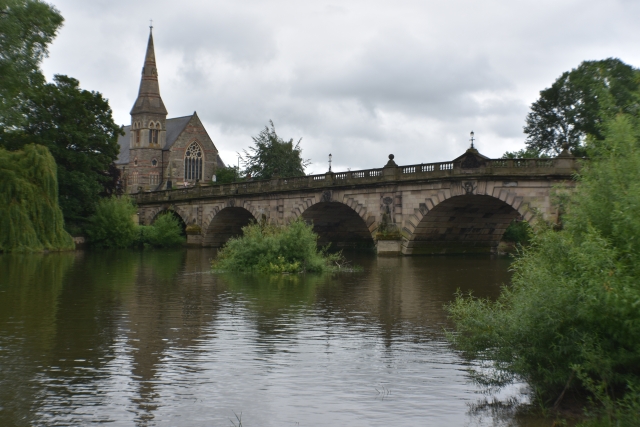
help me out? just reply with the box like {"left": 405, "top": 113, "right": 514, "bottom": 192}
{"left": 328, "top": 153, "right": 332, "bottom": 172}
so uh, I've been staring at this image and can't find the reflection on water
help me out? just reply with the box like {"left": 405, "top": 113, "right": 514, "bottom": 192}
{"left": 0, "top": 249, "right": 541, "bottom": 426}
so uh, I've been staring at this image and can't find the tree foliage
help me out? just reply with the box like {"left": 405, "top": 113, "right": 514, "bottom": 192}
{"left": 242, "top": 120, "right": 310, "bottom": 180}
{"left": 0, "top": 144, "right": 74, "bottom": 252}
{"left": 215, "top": 165, "right": 240, "bottom": 184}
{"left": 1, "top": 75, "right": 122, "bottom": 222}
{"left": 142, "top": 213, "right": 185, "bottom": 248}
{"left": 447, "top": 115, "right": 640, "bottom": 419}
{"left": 524, "top": 59, "right": 640, "bottom": 156}
{"left": 0, "top": 2, "right": 121, "bottom": 224}
{"left": 501, "top": 147, "right": 550, "bottom": 159}
{"left": 86, "top": 196, "right": 138, "bottom": 249}
{"left": 212, "top": 219, "right": 342, "bottom": 273}
{"left": 0, "top": 0, "right": 63, "bottom": 129}
{"left": 501, "top": 220, "right": 532, "bottom": 245}
{"left": 86, "top": 198, "right": 185, "bottom": 249}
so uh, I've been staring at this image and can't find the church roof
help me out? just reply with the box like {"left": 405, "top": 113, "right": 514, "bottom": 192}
{"left": 115, "top": 127, "right": 131, "bottom": 164}
{"left": 164, "top": 115, "right": 192, "bottom": 149}
{"left": 115, "top": 114, "right": 226, "bottom": 167}
{"left": 130, "top": 29, "right": 168, "bottom": 116}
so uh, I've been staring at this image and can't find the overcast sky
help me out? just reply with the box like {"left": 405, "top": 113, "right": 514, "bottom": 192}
{"left": 41, "top": 0, "right": 640, "bottom": 173}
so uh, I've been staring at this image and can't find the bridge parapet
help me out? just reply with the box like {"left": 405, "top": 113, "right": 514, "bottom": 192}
{"left": 133, "top": 156, "right": 579, "bottom": 204}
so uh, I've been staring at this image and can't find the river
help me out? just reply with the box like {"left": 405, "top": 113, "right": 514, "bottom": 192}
{"left": 0, "top": 249, "right": 546, "bottom": 426}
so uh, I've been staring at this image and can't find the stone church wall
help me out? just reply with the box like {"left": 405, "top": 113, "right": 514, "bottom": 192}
{"left": 129, "top": 147, "right": 164, "bottom": 191}
{"left": 167, "top": 114, "right": 218, "bottom": 185}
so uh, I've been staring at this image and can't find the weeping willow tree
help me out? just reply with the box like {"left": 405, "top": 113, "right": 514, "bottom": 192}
{"left": 0, "top": 144, "right": 74, "bottom": 252}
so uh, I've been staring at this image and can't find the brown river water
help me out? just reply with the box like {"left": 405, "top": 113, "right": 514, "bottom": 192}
{"left": 0, "top": 249, "right": 550, "bottom": 426}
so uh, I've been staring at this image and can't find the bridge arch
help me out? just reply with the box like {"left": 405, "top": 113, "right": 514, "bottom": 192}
{"left": 299, "top": 200, "right": 375, "bottom": 250}
{"left": 404, "top": 192, "right": 527, "bottom": 254}
{"left": 202, "top": 206, "right": 256, "bottom": 248}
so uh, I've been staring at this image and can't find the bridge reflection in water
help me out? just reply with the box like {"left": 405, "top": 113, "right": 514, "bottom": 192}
{"left": 134, "top": 148, "right": 579, "bottom": 254}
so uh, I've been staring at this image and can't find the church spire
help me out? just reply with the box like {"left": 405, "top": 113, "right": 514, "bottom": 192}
{"left": 130, "top": 27, "right": 168, "bottom": 116}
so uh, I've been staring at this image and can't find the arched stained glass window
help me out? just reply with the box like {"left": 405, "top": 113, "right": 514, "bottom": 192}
{"left": 184, "top": 141, "right": 203, "bottom": 181}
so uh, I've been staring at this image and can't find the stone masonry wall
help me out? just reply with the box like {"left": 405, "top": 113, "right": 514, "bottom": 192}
{"left": 167, "top": 114, "right": 218, "bottom": 185}
{"left": 136, "top": 175, "right": 573, "bottom": 254}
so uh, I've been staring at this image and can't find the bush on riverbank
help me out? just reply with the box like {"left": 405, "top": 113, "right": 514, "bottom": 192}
{"left": 86, "top": 197, "right": 185, "bottom": 248}
{"left": 140, "top": 213, "right": 185, "bottom": 248}
{"left": 86, "top": 196, "right": 138, "bottom": 248}
{"left": 446, "top": 115, "right": 640, "bottom": 422}
{"left": 0, "top": 144, "right": 74, "bottom": 252}
{"left": 212, "top": 218, "right": 343, "bottom": 273}
{"left": 501, "top": 220, "right": 532, "bottom": 245}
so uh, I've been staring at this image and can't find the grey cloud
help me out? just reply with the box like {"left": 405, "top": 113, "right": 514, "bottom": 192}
{"left": 157, "top": 11, "right": 278, "bottom": 65}
{"left": 292, "top": 28, "right": 513, "bottom": 120}
{"left": 41, "top": 0, "right": 640, "bottom": 171}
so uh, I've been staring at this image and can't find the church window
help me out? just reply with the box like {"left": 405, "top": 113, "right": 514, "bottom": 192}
{"left": 149, "top": 173, "right": 159, "bottom": 185}
{"left": 152, "top": 158, "right": 158, "bottom": 167}
{"left": 184, "top": 141, "right": 203, "bottom": 181}
{"left": 149, "top": 122, "right": 159, "bottom": 145}
{"left": 133, "top": 122, "right": 141, "bottom": 145}
{"left": 131, "top": 172, "right": 139, "bottom": 184}
{"left": 134, "top": 157, "right": 138, "bottom": 167}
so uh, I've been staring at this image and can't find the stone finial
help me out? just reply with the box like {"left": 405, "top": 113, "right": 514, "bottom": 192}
{"left": 557, "top": 142, "right": 572, "bottom": 157}
{"left": 384, "top": 154, "right": 397, "bottom": 168}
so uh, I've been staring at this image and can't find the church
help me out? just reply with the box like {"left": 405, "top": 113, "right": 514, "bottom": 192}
{"left": 115, "top": 29, "right": 224, "bottom": 193}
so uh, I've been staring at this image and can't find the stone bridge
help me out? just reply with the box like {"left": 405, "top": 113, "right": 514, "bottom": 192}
{"left": 133, "top": 148, "right": 579, "bottom": 255}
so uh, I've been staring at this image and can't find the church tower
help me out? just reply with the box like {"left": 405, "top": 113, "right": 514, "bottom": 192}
{"left": 115, "top": 28, "right": 223, "bottom": 193}
{"left": 129, "top": 27, "right": 167, "bottom": 190}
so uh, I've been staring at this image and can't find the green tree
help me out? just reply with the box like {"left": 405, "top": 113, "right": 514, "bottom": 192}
{"left": 524, "top": 59, "right": 640, "bottom": 156}
{"left": 1, "top": 75, "right": 122, "bottom": 222}
{"left": 86, "top": 196, "right": 138, "bottom": 249}
{"left": 242, "top": 120, "right": 310, "bottom": 180}
{"left": 143, "top": 213, "right": 185, "bottom": 248}
{"left": 0, "top": 144, "right": 74, "bottom": 252}
{"left": 215, "top": 165, "right": 240, "bottom": 184}
{"left": 447, "top": 114, "right": 640, "bottom": 419}
{"left": 501, "top": 147, "right": 550, "bottom": 159}
{"left": 0, "top": 0, "right": 63, "bottom": 129}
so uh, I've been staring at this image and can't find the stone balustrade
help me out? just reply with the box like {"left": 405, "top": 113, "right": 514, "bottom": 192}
{"left": 133, "top": 156, "right": 578, "bottom": 204}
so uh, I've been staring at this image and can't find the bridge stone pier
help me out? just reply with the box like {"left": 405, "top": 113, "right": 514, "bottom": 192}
{"left": 134, "top": 149, "right": 579, "bottom": 255}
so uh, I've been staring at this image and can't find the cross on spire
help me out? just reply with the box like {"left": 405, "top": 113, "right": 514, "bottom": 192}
{"left": 149, "top": 19, "right": 153, "bottom": 30}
